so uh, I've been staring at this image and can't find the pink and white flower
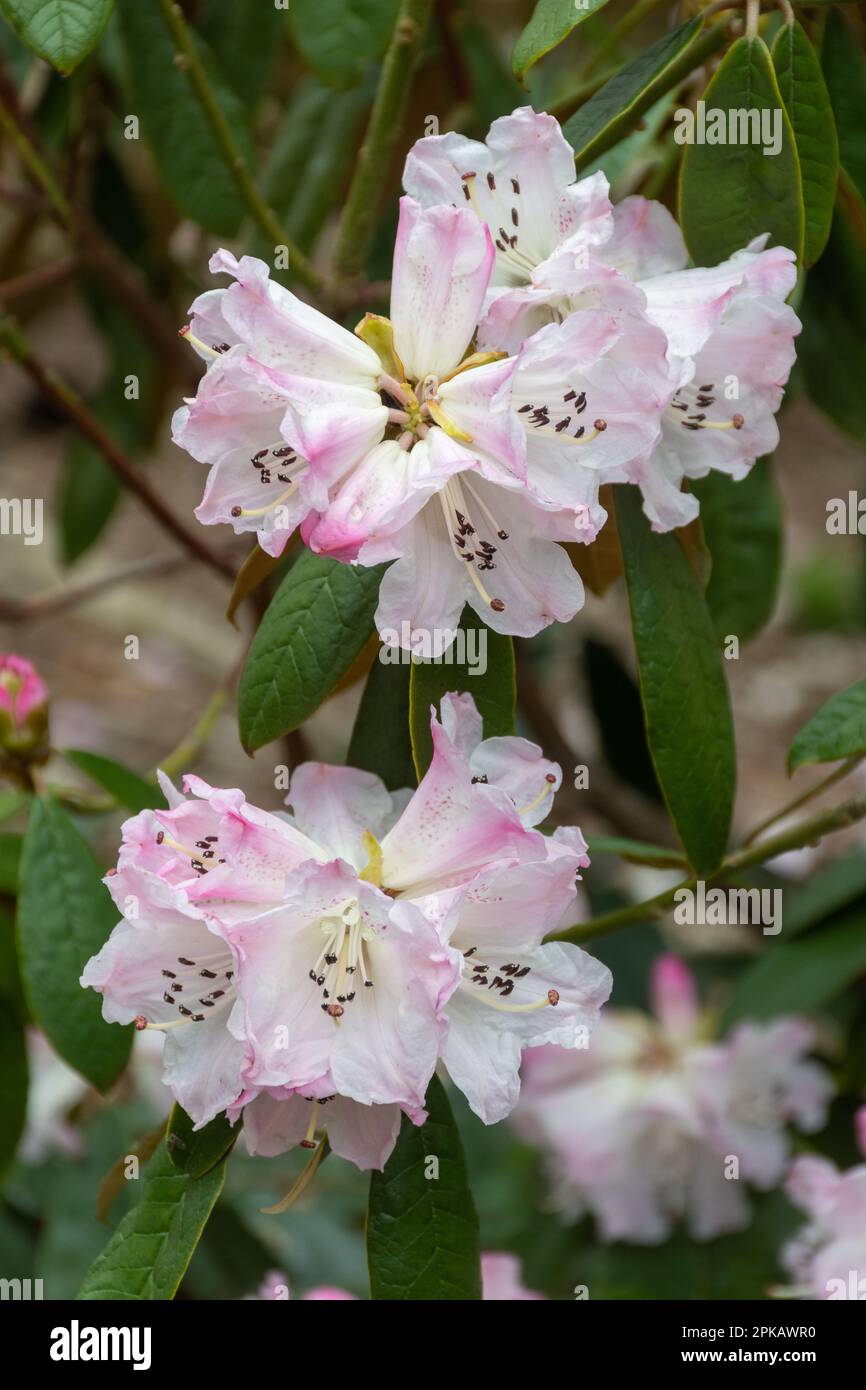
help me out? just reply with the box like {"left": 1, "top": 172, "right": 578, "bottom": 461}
{"left": 781, "top": 1110, "right": 866, "bottom": 1300}
{"left": 405, "top": 106, "right": 801, "bottom": 534}
{"left": 81, "top": 696, "right": 609, "bottom": 1165}
{"left": 514, "top": 955, "right": 832, "bottom": 1243}
{"left": 174, "top": 190, "right": 677, "bottom": 649}
{"left": 229, "top": 693, "right": 610, "bottom": 1146}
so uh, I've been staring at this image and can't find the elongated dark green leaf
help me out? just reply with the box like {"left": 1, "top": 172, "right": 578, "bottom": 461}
{"left": 117, "top": 1, "right": 253, "bottom": 236}
{"left": 288, "top": 0, "right": 397, "bottom": 87}
{"left": 0, "top": 1002, "right": 27, "bottom": 1178}
{"left": 799, "top": 211, "right": 866, "bottom": 446}
{"left": 63, "top": 750, "right": 157, "bottom": 815}
{"left": 0, "top": 789, "right": 27, "bottom": 824}
{"left": 258, "top": 75, "right": 373, "bottom": 255}
{"left": 0, "top": 833, "right": 21, "bottom": 896}
{"left": 459, "top": 14, "right": 523, "bottom": 126}
{"left": 238, "top": 551, "right": 387, "bottom": 752}
{"left": 200, "top": 0, "right": 283, "bottom": 108}
{"left": 691, "top": 459, "right": 782, "bottom": 644}
{"left": 77, "top": 1140, "right": 225, "bottom": 1300}
{"left": 789, "top": 677, "right": 866, "bottom": 770}
{"left": 823, "top": 9, "right": 866, "bottom": 207}
{"left": 16, "top": 797, "right": 131, "bottom": 1091}
{"left": 408, "top": 612, "right": 515, "bottom": 779}
{"left": 679, "top": 36, "right": 804, "bottom": 265}
{"left": 368, "top": 1075, "right": 481, "bottom": 1300}
{"left": 347, "top": 658, "right": 415, "bottom": 791}
{"left": 59, "top": 439, "right": 121, "bottom": 566}
{"left": 0, "top": 0, "right": 113, "bottom": 73}
{"left": 772, "top": 20, "right": 838, "bottom": 266}
{"left": 166, "top": 1104, "right": 238, "bottom": 1179}
{"left": 586, "top": 836, "right": 687, "bottom": 869}
{"left": 616, "top": 486, "right": 735, "bottom": 876}
{"left": 724, "top": 907, "right": 866, "bottom": 1024}
{"left": 564, "top": 17, "right": 711, "bottom": 171}
{"left": 512, "top": 0, "right": 611, "bottom": 82}
{"left": 783, "top": 854, "right": 866, "bottom": 940}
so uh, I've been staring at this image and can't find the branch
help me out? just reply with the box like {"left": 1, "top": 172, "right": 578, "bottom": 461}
{"left": 552, "top": 792, "right": 866, "bottom": 945}
{"left": 154, "top": 0, "right": 320, "bottom": 294}
{"left": 0, "top": 65, "right": 197, "bottom": 384}
{"left": 0, "top": 316, "right": 235, "bottom": 581}
{"left": 333, "top": 0, "right": 433, "bottom": 280}
{"left": 0, "top": 256, "right": 78, "bottom": 303}
{"left": 0, "top": 556, "right": 189, "bottom": 624}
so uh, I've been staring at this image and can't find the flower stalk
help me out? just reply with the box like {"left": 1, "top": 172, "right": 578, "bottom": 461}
{"left": 551, "top": 792, "right": 866, "bottom": 945}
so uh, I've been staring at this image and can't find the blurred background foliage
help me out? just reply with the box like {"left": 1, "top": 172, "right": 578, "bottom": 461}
{"left": 1, "top": 0, "right": 866, "bottom": 1300}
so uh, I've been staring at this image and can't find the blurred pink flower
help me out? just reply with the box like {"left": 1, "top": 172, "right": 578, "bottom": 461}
{"left": 782, "top": 1109, "right": 866, "bottom": 1300}
{"left": 514, "top": 955, "right": 832, "bottom": 1244}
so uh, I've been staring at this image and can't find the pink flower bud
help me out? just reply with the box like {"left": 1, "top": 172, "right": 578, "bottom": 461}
{"left": 0, "top": 654, "right": 50, "bottom": 766}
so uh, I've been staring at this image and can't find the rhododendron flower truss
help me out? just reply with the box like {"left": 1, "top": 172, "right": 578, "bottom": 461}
{"left": 227, "top": 693, "right": 611, "bottom": 1153}
{"left": 514, "top": 956, "right": 832, "bottom": 1244}
{"left": 172, "top": 190, "right": 682, "bottom": 650}
{"left": 405, "top": 105, "right": 801, "bottom": 533}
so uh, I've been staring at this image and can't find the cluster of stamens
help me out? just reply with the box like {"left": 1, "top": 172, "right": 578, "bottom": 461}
{"left": 669, "top": 381, "right": 744, "bottom": 433}
{"left": 308, "top": 900, "right": 375, "bottom": 1023}
{"left": 517, "top": 389, "right": 607, "bottom": 444}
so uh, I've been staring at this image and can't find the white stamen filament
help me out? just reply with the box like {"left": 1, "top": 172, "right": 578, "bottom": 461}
{"left": 465, "top": 981, "right": 560, "bottom": 1014}
{"left": 179, "top": 327, "right": 220, "bottom": 358}
{"left": 517, "top": 775, "right": 558, "bottom": 819}
{"left": 462, "top": 174, "right": 536, "bottom": 278}
{"left": 234, "top": 479, "right": 299, "bottom": 519}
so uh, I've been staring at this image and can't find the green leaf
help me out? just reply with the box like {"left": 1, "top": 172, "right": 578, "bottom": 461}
{"left": 117, "top": 0, "right": 253, "bottom": 236}
{"left": 288, "top": 0, "right": 398, "bottom": 87}
{"left": 0, "top": 0, "right": 114, "bottom": 73}
{"left": 63, "top": 749, "right": 157, "bottom": 814}
{"left": 0, "top": 1002, "right": 27, "bottom": 1179}
{"left": 458, "top": 14, "right": 523, "bottom": 127}
{"left": 512, "top": 0, "right": 612, "bottom": 82}
{"left": 783, "top": 854, "right": 866, "bottom": 939}
{"left": 367, "top": 1074, "right": 481, "bottom": 1300}
{"left": 772, "top": 20, "right": 838, "bottom": 266}
{"left": 822, "top": 9, "right": 866, "bottom": 207}
{"left": 347, "top": 659, "right": 416, "bottom": 792}
{"left": 59, "top": 438, "right": 121, "bottom": 566}
{"left": 258, "top": 75, "right": 373, "bottom": 255}
{"left": 0, "top": 788, "right": 28, "bottom": 824}
{"left": 679, "top": 36, "right": 804, "bottom": 266}
{"left": 166, "top": 1104, "right": 238, "bottom": 1179}
{"left": 16, "top": 797, "right": 131, "bottom": 1091}
{"left": 724, "top": 907, "right": 866, "bottom": 1024}
{"left": 563, "top": 17, "right": 708, "bottom": 171}
{"left": 616, "top": 486, "right": 735, "bottom": 876}
{"left": 691, "top": 459, "right": 783, "bottom": 644}
{"left": 199, "top": 0, "right": 283, "bottom": 109}
{"left": 0, "top": 833, "right": 22, "bottom": 896}
{"left": 77, "top": 1140, "right": 225, "bottom": 1300}
{"left": 408, "top": 612, "right": 515, "bottom": 779}
{"left": 586, "top": 836, "right": 688, "bottom": 870}
{"left": 789, "top": 677, "right": 866, "bottom": 770}
{"left": 799, "top": 211, "right": 866, "bottom": 446}
{"left": 238, "top": 551, "right": 387, "bottom": 753}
